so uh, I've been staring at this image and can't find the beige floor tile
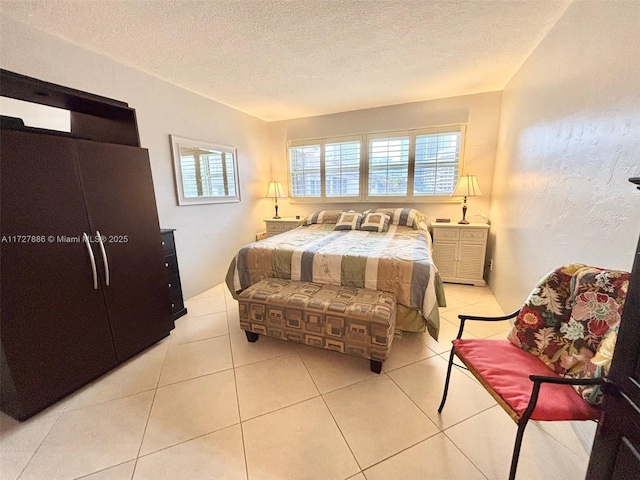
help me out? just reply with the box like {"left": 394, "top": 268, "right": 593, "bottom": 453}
{"left": 423, "top": 318, "right": 477, "bottom": 354}
{"left": 323, "top": 375, "right": 439, "bottom": 469}
{"left": 297, "top": 346, "right": 378, "bottom": 394}
{"left": 184, "top": 295, "right": 226, "bottom": 317}
{"left": 20, "top": 391, "right": 153, "bottom": 480}
{"left": 188, "top": 283, "right": 225, "bottom": 301}
{"left": 346, "top": 474, "right": 366, "bottom": 480}
{"left": 363, "top": 433, "right": 485, "bottom": 480}
{"left": 443, "top": 284, "right": 497, "bottom": 304}
{"left": 382, "top": 331, "right": 436, "bottom": 372}
{"left": 533, "top": 420, "right": 593, "bottom": 459}
{"left": 170, "top": 311, "right": 229, "bottom": 345}
{"left": 445, "top": 406, "right": 588, "bottom": 480}
{"left": 439, "top": 293, "right": 470, "bottom": 312}
{"left": 79, "top": 461, "right": 136, "bottom": 480}
{"left": 65, "top": 339, "right": 169, "bottom": 411}
{"left": 159, "top": 336, "right": 232, "bottom": 386}
{"left": 235, "top": 354, "right": 319, "bottom": 420}
{"left": 388, "top": 356, "right": 496, "bottom": 429}
{"left": 243, "top": 397, "right": 359, "bottom": 480}
{"left": 229, "top": 331, "right": 297, "bottom": 368}
{"left": 134, "top": 425, "right": 246, "bottom": 480}
{"left": 227, "top": 306, "right": 241, "bottom": 331}
{"left": 140, "top": 369, "right": 239, "bottom": 456}
{"left": 0, "top": 412, "right": 60, "bottom": 480}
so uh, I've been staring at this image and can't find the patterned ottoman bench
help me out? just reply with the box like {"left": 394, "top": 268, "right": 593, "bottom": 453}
{"left": 237, "top": 279, "right": 396, "bottom": 373}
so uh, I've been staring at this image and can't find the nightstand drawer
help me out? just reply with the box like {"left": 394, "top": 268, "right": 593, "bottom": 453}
{"left": 461, "top": 229, "right": 487, "bottom": 241}
{"left": 433, "top": 228, "right": 460, "bottom": 240}
{"left": 266, "top": 223, "right": 282, "bottom": 234}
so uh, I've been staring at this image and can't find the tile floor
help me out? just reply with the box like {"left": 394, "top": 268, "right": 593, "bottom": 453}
{"left": 0, "top": 283, "right": 595, "bottom": 480}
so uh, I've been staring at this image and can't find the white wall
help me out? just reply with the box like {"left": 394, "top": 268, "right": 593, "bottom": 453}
{"left": 268, "top": 92, "right": 502, "bottom": 223}
{"left": 0, "top": 16, "right": 272, "bottom": 298}
{"left": 489, "top": 1, "right": 640, "bottom": 312}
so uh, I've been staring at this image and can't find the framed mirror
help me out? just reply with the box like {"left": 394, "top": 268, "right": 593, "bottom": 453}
{"left": 171, "top": 135, "right": 241, "bottom": 205}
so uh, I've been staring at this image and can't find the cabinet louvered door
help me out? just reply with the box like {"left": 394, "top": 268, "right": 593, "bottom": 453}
{"left": 0, "top": 130, "right": 117, "bottom": 420}
{"left": 432, "top": 241, "right": 457, "bottom": 278}
{"left": 457, "top": 243, "right": 486, "bottom": 280}
{"left": 75, "top": 140, "right": 173, "bottom": 362}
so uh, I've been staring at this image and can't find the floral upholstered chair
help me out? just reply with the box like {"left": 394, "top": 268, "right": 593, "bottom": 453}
{"left": 437, "top": 264, "right": 630, "bottom": 480}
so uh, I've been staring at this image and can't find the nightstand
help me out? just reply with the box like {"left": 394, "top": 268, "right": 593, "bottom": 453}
{"left": 264, "top": 218, "right": 301, "bottom": 237}
{"left": 431, "top": 222, "right": 490, "bottom": 286}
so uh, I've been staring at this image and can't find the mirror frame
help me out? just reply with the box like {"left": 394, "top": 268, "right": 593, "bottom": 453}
{"left": 170, "top": 135, "right": 241, "bottom": 206}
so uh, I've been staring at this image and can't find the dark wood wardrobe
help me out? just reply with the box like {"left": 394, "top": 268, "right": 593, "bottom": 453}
{"left": 0, "top": 70, "right": 174, "bottom": 420}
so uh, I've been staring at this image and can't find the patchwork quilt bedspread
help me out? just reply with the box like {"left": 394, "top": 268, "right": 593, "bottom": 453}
{"left": 226, "top": 223, "right": 446, "bottom": 336}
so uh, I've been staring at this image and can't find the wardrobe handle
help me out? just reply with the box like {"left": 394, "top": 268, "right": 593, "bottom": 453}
{"left": 96, "top": 231, "right": 110, "bottom": 287}
{"left": 83, "top": 233, "right": 98, "bottom": 290}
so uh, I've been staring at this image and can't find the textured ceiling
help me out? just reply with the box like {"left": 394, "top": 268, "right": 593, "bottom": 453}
{"left": 0, "top": 0, "right": 571, "bottom": 121}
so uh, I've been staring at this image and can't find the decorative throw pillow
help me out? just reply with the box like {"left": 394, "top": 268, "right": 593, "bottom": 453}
{"left": 334, "top": 211, "right": 363, "bottom": 230}
{"left": 303, "top": 210, "right": 342, "bottom": 225}
{"left": 360, "top": 212, "right": 390, "bottom": 232}
{"left": 372, "top": 207, "right": 426, "bottom": 229}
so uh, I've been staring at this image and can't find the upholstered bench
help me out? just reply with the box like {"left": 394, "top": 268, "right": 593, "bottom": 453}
{"left": 237, "top": 279, "right": 396, "bottom": 373}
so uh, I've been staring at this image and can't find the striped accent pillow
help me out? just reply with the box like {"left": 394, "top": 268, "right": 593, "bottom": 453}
{"left": 373, "top": 208, "right": 426, "bottom": 229}
{"left": 360, "top": 212, "right": 390, "bottom": 232}
{"left": 304, "top": 210, "right": 342, "bottom": 225}
{"left": 334, "top": 211, "right": 363, "bottom": 230}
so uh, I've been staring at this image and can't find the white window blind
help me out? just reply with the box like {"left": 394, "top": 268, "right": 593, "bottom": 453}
{"left": 289, "top": 144, "right": 321, "bottom": 197}
{"left": 368, "top": 136, "right": 410, "bottom": 196}
{"left": 325, "top": 140, "right": 360, "bottom": 197}
{"left": 414, "top": 131, "right": 461, "bottom": 195}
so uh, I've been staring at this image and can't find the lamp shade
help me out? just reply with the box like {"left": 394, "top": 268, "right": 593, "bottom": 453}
{"left": 451, "top": 174, "right": 483, "bottom": 198}
{"left": 266, "top": 181, "right": 286, "bottom": 199}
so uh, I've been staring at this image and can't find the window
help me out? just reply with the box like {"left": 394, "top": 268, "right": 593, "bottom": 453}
{"left": 288, "top": 126, "right": 464, "bottom": 202}
{"left": 289, "top": 137, "right": 361, "bottom": 200}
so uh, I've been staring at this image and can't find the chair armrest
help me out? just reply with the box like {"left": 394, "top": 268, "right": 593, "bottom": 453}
{"left": 458, "top": 310, "right": 520, "bottom": 322}
{"left": 518, "top": 375, "right": 604, "bottom": 424}
{"left": 529, "top": 374, "right": 604, "bottom": 386}
{"left": 455, "top": 310, "right": 520, "bottom": 339}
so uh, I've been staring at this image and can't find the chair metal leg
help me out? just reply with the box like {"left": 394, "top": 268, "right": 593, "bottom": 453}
{"left": 509, "top": 416, "right": 530, "bottom": 480}
{"left": 438, "top": 348, "right": 457, "bottom": 413}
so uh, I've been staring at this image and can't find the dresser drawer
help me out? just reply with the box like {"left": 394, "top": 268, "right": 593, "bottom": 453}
{"left": 161, "top": 232, "right": 175, "bottom": 256}
{"left": 164, "top": 254, "right": 178, "bottom": 276}
{"left": 433, "top": 228, "right": 460, "bottom": 241}
{"left": 461, "top": 229, "right": 487, "bottom": 241}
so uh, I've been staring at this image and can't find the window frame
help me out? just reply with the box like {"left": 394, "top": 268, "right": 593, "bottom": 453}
{"left": 287, "top": 125, "right": 466, "bottom": 204}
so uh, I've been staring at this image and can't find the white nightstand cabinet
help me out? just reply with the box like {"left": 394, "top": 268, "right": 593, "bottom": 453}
{"left": 431, "top": 223, "right": 490, "bottom": 286}
{"left": 264, "top": 218, "right": 301, "bottom": 237}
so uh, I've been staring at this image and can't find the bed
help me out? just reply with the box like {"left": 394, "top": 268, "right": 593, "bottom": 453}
{"left": 225, "top": 208, "right": 447, "bottom": 339}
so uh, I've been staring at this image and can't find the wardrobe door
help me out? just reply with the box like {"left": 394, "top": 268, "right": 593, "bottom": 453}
{"left": 75, "top": 140, "right": 173, "bottom": 362}
{"left": 0, "top": 130, "right": 118, "bottom": 420}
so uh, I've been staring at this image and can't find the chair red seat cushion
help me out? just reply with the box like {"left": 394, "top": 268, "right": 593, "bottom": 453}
{"left": 452, "top": 339, "right": 601, "bottom": 421}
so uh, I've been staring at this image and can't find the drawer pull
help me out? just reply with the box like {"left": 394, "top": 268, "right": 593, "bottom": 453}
{"left": 168, "top": 283, "right": 172, "bottom": 288}
{"left": 162, "top": 241, "right": 165, "bottom": 246}
{"left": 171, "top": 303, "right": 175, "bottom": 308}
{"left": 165, "top": 262, "right": 169, "bottom": 267}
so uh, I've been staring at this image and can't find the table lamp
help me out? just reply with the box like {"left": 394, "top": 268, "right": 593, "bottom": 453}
{"left": 266, "top": 181, "right": 286, "bottom": 219}
{"left": 451, "top": 174, "right": 483, "bottom": 224}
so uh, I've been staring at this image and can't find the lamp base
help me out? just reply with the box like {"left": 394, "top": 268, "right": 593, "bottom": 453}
{"left": 273, "top": 215, "right": 281, "bottom": 219}
{"left": 458, "top": 199, "right": 469, "bottom": 224}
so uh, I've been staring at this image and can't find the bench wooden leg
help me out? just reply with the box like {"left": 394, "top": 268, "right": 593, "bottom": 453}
{"left": 245, "top": 331, "right": 259, "bottom": 343}
{"left": 370, "top": 360, "right": 382, "bottom": 374}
